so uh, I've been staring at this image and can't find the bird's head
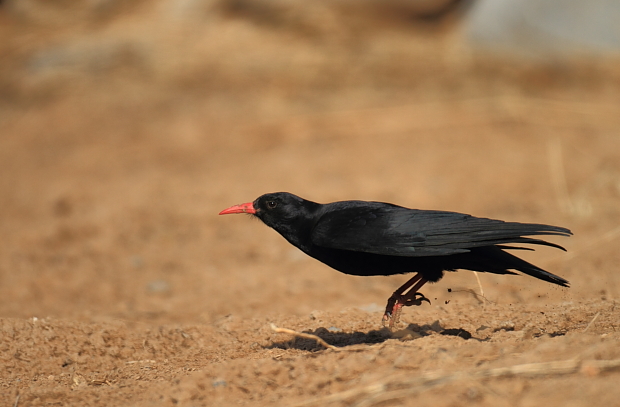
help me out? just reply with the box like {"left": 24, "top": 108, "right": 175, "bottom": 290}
{"left": 219, "top": 192, "right": 319, "bottom": 233}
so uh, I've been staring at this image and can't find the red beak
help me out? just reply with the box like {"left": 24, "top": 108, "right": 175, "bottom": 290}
{"left": 219, "top": 202, "right": 256, "bottom": 215}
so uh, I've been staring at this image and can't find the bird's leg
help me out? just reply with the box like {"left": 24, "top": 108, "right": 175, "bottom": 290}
{"left": 382, "top": 274, "right": 429, "bottom": 328}
{"left": 382, "top": 273, "right": 421, "bottom": 321}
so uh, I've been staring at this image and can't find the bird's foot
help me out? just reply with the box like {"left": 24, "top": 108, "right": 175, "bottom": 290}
{"left": 402, "top": 292, "right": 431, "bottom": 307}
{"left": 382, "top": 292, "right": 431, "bottom": 329}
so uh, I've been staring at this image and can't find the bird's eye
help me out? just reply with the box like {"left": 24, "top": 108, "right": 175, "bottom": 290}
{"left": 266, "top": 201, "right": 277, "bottom": 209}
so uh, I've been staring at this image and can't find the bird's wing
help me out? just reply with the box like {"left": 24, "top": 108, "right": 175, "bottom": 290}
{"left": 310, "top": 203, "right": 571, "bottom": 257}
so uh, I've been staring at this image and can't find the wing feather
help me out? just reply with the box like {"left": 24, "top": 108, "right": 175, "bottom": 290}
{"left": 310, "top": 202, "right": 571, "bottom": 257}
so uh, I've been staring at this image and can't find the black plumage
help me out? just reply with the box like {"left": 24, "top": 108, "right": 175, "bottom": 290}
{"left": 220, "top": 192, "right": 571, "bottom": 326}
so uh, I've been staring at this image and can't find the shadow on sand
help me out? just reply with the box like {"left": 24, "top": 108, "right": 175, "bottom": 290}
{"left": 268, "top": 322, "right": 473, "bottom": 351}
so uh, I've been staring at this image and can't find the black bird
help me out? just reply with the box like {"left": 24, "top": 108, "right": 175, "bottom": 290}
{"left": 219, "top": 192, "right": 571, "bottom": 327}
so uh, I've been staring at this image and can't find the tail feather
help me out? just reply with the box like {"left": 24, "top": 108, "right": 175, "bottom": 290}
{"left": 480, "top": 246, "right": 569, "bottom": 287}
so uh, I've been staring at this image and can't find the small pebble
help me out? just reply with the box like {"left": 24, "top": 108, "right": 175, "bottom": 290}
{"left": 495, "top": 321, "right": 515, "bottom": 332}
{"left": 328, "top": 326, "right": 342, "bottom": 333}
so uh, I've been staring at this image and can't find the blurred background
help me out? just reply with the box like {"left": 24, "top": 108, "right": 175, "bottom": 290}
{"left": 1, "top": 0, "right": 619, "bottom": 324}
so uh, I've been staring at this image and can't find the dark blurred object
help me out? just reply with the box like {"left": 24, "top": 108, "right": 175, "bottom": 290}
{"left": 216, "top": 0, "right": 466, "bottom": 29}
{"left": 351, "top": 0, "right": 466, "bottom": 21}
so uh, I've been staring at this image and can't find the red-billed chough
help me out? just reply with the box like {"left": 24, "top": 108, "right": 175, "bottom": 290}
{"left": 219, "top": 192, "right": 571, "bottom": 327}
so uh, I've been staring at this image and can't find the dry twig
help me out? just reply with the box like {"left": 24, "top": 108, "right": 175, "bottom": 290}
{"left": 583, "top": 312, "right": 601, "bottom": 333}
{"left": 471, "top": 271, "right": 485, "bottom": 304}
{"left": 270, "top": 324, "right": 338, "bottom": 351}
{"left": 449, "top": 288, "right": 491, "bottom": 305}
{"left": 291, "top": 358, "right": 620, "bottom": 407}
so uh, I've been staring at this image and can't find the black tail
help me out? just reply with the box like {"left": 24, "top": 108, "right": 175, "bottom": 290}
{"left": 479, "top": 246, "right": 569, "bottom": 287}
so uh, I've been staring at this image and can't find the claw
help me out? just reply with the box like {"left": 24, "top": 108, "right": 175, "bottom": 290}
{"left": 381, "top": 312, "right": 391, "bottom": 328}
{"left": 403, "top": 292, "right": 431, "bottom": 307}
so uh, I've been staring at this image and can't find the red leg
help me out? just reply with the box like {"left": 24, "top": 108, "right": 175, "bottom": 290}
{"left": 382, "top": 274, "right": 429, "bottom": 328}
{"left": 382, "top": 274, "right": 422, "bottom": 319}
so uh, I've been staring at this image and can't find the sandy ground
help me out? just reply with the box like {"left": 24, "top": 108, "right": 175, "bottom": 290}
{"left": 1, "top": 1, "right": 620, "bottom": 406}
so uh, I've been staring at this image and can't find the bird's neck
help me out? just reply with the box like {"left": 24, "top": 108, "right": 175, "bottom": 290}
{"left": 272, "top": 203, "right": 321, "bottom": 252}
